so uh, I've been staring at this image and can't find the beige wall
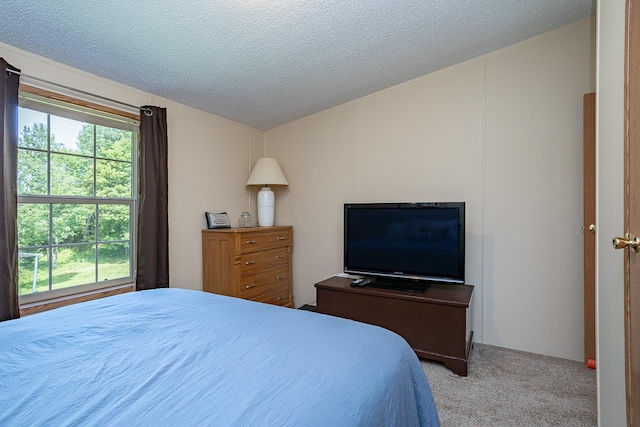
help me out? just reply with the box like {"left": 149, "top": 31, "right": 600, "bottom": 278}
{"left": 0, "top": 41, "right": 261, "bottom": 292}
{"left": 266, "top": 18, "right": 595, "bottom": 361}
{"left": 484, "top": 20, "right": 595, "bottom": 360}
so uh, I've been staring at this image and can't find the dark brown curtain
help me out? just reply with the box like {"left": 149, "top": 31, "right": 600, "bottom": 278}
{"left": 136, "top": 106, "right": 169, "bottom": 290}
{"left": 0, "top": 59, "right": 20, "bottom": 321}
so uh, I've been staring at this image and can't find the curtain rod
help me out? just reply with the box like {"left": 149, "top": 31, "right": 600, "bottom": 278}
{"left": 6, "top": 68, "right": 152, "bottom": 116}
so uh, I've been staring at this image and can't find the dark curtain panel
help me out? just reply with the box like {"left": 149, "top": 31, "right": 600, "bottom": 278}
{"left": 136, "top": 106, "right": 169, "bottom": 290}
{"left": 0, "top": 59, "right": 20, "bottom": 321}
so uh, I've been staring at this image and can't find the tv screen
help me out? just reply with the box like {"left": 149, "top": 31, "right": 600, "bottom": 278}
{"left": 344, "top": 202, "right": 465, "bottom": 284}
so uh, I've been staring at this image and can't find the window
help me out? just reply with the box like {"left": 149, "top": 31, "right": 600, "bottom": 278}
{"left": 17, "top": 92, "right": 138, "bottom": 300}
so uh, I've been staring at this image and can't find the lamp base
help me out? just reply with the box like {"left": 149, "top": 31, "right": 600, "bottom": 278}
{"left": 257, "top": 186, "right": 275, "bottom": 226}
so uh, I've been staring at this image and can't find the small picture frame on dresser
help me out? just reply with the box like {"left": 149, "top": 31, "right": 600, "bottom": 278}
{"left": 205, "top": 212, "right": 231, "bottom": 229}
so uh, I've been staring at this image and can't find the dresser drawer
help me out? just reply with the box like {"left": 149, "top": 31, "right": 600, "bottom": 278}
{"left": 239, "top": 266, "right": 289, "bottom": 299}
{"left": 241, "top": 230, "right": 291, "bottom": 252}
{"left": 252, "top": 284, "right": 291, "bottom": 307}
{"left": 240, "top": 247, "right": 288, "bottom": 276}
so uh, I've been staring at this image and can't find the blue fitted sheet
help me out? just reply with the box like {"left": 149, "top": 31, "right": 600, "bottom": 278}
{"left": 0, "top": 288, "right": 439, "bottom": 426}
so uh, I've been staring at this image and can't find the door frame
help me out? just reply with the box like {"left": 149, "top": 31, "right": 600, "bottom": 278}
{"left": 624, "top": 0, "right": 639, "bottom": 424}
{"left": 584, "top": 93, "right": 596, "bottom": 364}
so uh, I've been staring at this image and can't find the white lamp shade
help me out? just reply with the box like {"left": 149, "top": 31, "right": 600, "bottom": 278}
{"left": 246, "top": 158, "right": 289, "bottom": 186}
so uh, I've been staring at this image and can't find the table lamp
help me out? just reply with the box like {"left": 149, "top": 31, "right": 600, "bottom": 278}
{"left": 246, "top": 158, "right": 289, "bottom": 226}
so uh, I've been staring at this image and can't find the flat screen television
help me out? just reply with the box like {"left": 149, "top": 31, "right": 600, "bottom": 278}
{"left": 344, "top": 202, "right": 465, "bottom": 288}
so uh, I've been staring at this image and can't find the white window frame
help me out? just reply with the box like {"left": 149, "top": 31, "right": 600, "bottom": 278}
{"left": 17, "top": 90, "right": 139, "bottom": 305}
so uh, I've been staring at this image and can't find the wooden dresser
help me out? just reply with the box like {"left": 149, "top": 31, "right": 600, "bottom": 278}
{"left": 202, "top": 226, "right": 293, "bottom": 307}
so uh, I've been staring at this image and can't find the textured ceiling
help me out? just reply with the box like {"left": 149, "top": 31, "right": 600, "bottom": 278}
{"left": 0, "top": 0, "right": 593, "bottom": 130}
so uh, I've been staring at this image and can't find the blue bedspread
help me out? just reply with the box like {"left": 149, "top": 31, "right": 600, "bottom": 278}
{"left": 0, "top": 288, "right": 439, "bottom": 426}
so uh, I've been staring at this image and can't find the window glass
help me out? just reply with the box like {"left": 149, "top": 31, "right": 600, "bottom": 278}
{"left": 18, "top": 248, "right": 49, "bottom": 295}
{"left": 17, "top": 203, "right": 50, "bottom": 247}
{"left": 18, "top": 107, "right": 47, "bottom": 150}
{"left": 50, "top": 153, "right": 94, "bottom": 197}
{"left": 98, "top": 204, "right": 130, "bottom": 242}
{"left": 96, "top": 125, "right": 131, "bottom": 161}
{"left": 17, "top": 149, "right": 48, "bottom": 195}
{"left": 49, "top": 115, "right": 93, "bottom": 156}
{"left": 96, "top": 159, "right": 131, "bottom": 198}
{"left": 98, "top": 242, "right": 130, "bottom": 282}
{"left": 51, "top": 245, "right": 96, "bottom": 290}
{"left": 52, "top": 204, "right": 96, "bottom": 245}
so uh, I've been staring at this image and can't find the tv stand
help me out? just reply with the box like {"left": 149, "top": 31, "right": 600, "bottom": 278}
{"left": 315, "top": 277, "right": 474, "bottom": 376}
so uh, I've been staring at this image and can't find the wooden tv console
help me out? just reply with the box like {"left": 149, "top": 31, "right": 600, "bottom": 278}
{"left": 315, "top": 277, "right": 474, "bottom": 376}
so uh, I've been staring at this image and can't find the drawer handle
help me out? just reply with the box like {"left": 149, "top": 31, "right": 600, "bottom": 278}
{"left": 276, "top": 275, "right": 285, "bottom": 280}
{"left": 246, "top": 240, "right": 257, "bottom": 244}
{"left": 275, "top": 255, "right": 284, "bottom": 259}
{"left": 245, "top": 260, "right": 255, "bottom": 265}
{"left": 277, "top": 296, "right": 288, "bottom": 301}
{"left": 245, "top": 284, "right": 256, "bottom": 289}
{"left": 276, "top": 236, "right": 286, "bottom": 240}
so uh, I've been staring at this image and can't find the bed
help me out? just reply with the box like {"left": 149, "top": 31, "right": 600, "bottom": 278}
{"left": 0, "top": 288, "right": 439, "bottom": 426}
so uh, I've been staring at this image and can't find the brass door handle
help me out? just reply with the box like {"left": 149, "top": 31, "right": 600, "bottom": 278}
{"left": 612, "top": 233, "right": 640, "bottom": 252}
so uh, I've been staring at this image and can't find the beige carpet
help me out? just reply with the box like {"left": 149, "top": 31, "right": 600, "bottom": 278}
{"left": 421, "top": 344, "right": 597, "bottom": 427}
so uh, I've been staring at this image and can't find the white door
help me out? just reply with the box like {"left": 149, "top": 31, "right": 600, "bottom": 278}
{"left": 596, "top": 0, "right": 637, "bottom": 425}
